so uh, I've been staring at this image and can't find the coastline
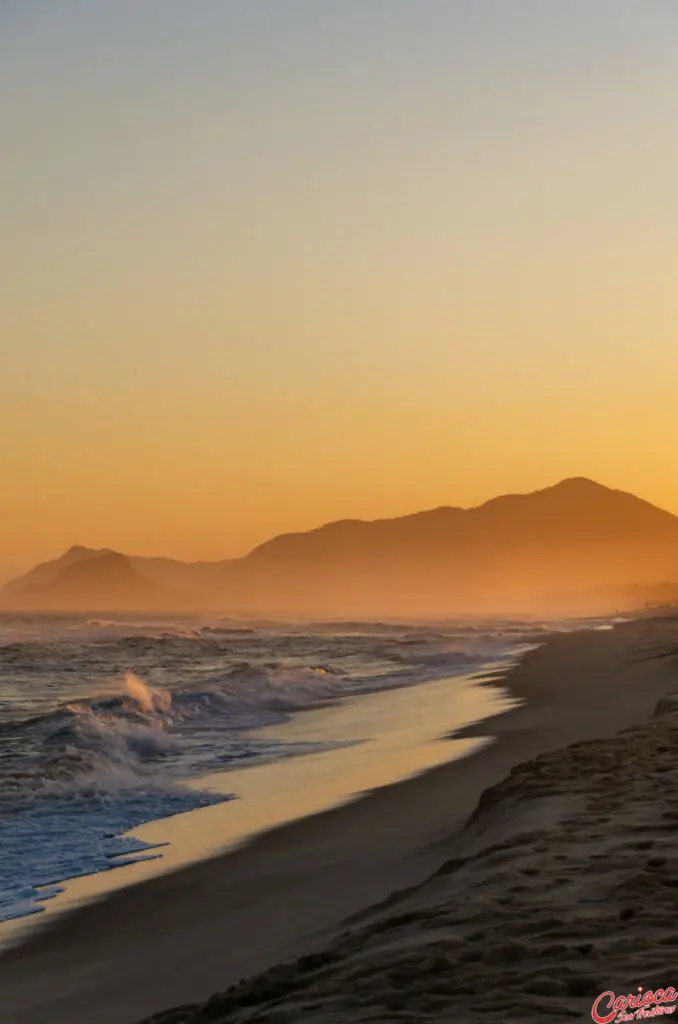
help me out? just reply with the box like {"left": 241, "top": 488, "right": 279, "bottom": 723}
{"left": 0, "top": 659, "right": 516, "bottom": 949}
{"left": 1, "top": 617, "right": 677, "bottom": 1024}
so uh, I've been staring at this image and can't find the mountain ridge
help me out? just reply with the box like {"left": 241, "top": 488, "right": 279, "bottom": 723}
{"left": 3, "top": 479, "right": 678, "bottom": 615}
{"left": 10, "top": 552, "right": 188, "bottom": 612}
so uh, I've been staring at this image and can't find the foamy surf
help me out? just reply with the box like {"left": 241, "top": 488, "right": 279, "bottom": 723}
{"left": 0, "top": 613, "right": 607, "bottom": 924}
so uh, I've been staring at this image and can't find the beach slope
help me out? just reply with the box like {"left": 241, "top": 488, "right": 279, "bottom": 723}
{"left": 1, "top": 618, "right": 678, "bottom": 1024}
{"left": 148, "top": 671, "right": 678, "bottom": 1022}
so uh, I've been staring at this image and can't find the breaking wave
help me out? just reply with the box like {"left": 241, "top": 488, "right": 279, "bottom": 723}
{"left": 0, "top": 614, "right": 582, "bottom": 924}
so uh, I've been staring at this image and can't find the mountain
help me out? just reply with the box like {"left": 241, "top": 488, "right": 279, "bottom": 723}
{"left": 125, "top": 555, "right": 224, "bottom": 591}
{"left": 0, "top": 545, "right": 114, "bottom": 599}
{"left": 4, "top": 479, "right": 678, "bottom": 616}
{"left": 6, "top": 552, "right": 187, "bottom": 611}
{"left": 210, "top": 478, "right": 678, "bottom": 616}
{"left": 1, "top": 547, "right": 223, "bottom": 603}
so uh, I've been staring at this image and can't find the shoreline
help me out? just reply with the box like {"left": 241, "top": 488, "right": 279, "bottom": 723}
{"left": 152, "top": 621, "right": 678, "bottom": 1024}
{"left": 0, "top": 657, "right": 517, "bottom": 950}
{"left": 1, "top": 617, "right": 677, "bottom": 1023}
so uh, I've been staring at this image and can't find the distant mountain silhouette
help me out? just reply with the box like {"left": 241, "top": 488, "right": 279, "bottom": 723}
{"left": 211, "top": 478, "right": 678, "bottom": 616}
{"left": 4, "top": 479, "right": 678, "bottom": 615}
{"left": 7, "top": 552, "right": 184, "bottom": 611}
{"left": 1, "top": 546, "right": 223, "bottom": 603}
{"left": 1, "top": 545, "right": 114, "bottom": 599}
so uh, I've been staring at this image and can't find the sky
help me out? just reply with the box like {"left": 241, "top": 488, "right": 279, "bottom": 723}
{"left": 2, "top": 0, "right": 678, "bottom": 580}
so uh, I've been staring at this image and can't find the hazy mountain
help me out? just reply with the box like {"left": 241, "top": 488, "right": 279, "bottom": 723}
{"left": 210, "top": 478, "right": 678, "bottom": 616}
{"left": 6, "top": 552, "right": 187, "bottom": 612}
{"left": 4, "top": 479, "right": 678, "bottom": 616}
{"left": 1, "top": 547, "right": 223, "bottom": 603}
{"left": 1, "top": 546, "right": 114, "bottom": 599}
{"left": 125, "top": 555, "right": 225, "bottom": 591}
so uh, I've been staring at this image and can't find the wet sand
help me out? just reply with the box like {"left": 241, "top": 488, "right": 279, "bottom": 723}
{"left": 2, "top": 618, "right": 678, "bottom": 1024}
{"left": 0, "top": 667, "right": 513, "bottom": 950}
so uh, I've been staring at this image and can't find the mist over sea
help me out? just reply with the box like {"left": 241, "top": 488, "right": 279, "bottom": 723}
{"left": 0, "top": 612, "right": 605, "bottom": 924}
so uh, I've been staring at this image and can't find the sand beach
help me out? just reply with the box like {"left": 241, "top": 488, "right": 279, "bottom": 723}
{"left": 2, "top": 617, "right": 678, "bottom": 1023}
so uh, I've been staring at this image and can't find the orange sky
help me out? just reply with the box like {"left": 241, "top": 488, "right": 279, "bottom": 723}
{"left": 2, "top": 2, "right": 678, "bottom": 581}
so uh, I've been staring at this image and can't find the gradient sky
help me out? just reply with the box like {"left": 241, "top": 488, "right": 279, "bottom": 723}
{"left": 2, "top": 1, "right": 678, "bottom": 580}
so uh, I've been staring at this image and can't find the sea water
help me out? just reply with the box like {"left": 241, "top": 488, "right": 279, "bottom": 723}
{"left": 0, "top": 613, "right": 592, "bottom": 924}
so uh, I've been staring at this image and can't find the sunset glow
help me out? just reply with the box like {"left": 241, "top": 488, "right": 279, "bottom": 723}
{"left": 3, "top": 1, "right": 678, "bottom": 579}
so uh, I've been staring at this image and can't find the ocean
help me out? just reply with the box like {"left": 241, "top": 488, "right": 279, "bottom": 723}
{"left": 0, "top": 612, "right": 592, "bottom": 926}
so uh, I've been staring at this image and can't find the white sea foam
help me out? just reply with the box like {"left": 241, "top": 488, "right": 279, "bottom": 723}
{"left": 0, "top": 613, "right": 615, "bottom": 924}
{"left": 123, "top": 671, "right": 173, "bottom": 714}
